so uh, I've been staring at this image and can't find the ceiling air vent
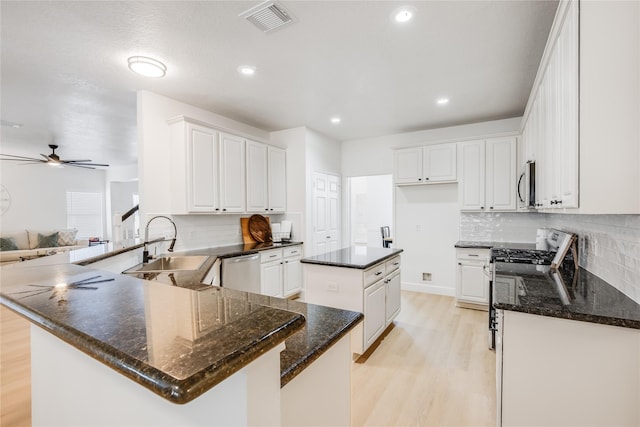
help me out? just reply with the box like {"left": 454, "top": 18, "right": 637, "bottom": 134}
{"left": 240, "top": 1, "right": 294, "bottom": 33}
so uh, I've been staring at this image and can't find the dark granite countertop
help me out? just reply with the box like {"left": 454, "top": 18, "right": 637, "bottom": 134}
{"left": 0, "top": 263, "right": 321, "bottom": 404}
{"left": 493, "top": 263, "right": 640, "bottom": 329}
{"left": 455, "top": 240, "right": 537, "bottom": 250}
{"left": 301, "top": 246, "right": 403, "bottom": 269}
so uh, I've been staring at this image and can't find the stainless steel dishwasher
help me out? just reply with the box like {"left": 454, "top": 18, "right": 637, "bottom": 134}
{"left": 221, "top": 253, "right": 261, "bottom": 293}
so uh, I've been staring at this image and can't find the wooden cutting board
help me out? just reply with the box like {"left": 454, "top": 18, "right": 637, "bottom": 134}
{"left": 248, "top": 214, "right": 272, "bottom": 243}
{"left": 240, "top": 216, "right": 271, "bottom": 244}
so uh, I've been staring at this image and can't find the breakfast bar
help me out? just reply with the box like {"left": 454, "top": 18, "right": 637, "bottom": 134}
{"left": 0, "top": 243, "right": 363, "bottom": 426}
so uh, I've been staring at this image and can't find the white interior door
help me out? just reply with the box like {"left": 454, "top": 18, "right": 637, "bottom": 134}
{"left": 313, "top": 172, "right": 341, "bottom": 255}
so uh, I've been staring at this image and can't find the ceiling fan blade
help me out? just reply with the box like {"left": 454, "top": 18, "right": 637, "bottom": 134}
{"left": 16, "top": 161, "right": 49, "bottom": 165}
{"left": 40, "top": 153, "right": 51, "bottom": 160}
{"left": 65, "top": 162, "right": 109, "bottom": 167}
{"left": 63, "top": 160, "right": 92, "bottom": 163}
{"left": 67, "top": 164, "right": 96, "bottom": 169}
{"left": 0, "top": 153, "right": 43, "bottom": 161}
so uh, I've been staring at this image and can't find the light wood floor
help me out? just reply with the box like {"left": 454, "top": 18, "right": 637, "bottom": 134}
{"left": 1, "top": 305, "right": 31, "bottom": 427}
{"left": 0, "top": 292, "right": 494, "bottom": 427}
{"left": 351, "top": 291, "right": 496, "bottom": 427}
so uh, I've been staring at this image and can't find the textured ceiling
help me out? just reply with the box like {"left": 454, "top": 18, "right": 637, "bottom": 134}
{"left": 1, "top": 1, "right": 558, "bottom": 166}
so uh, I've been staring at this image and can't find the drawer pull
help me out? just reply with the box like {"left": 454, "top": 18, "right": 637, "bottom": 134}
{"left": 393, "top": 262, "right": 399, "bottom": 266}
{"left": 468, "top": 254, "right": 479, "bottom": 257}
{"left": 375, "top": 271, "right": 383, "bottom": 276}
{"left": 269, "top": 254, "right": 278, "bottom": 258}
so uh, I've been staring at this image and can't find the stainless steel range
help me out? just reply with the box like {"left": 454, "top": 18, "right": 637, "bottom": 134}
{"left": 488, "top": 228, "right": 577, "bottom": 350}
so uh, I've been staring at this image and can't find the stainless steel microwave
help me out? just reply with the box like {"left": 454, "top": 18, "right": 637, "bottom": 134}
{"left": 517, "top": 161, "right": 536, "bottom": 209}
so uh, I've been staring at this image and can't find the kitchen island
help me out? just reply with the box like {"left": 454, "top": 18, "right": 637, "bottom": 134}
{"left": 302, "top": 246, "right": 403, "bottom": 356}
{"left": 0, "top": 242, "right": 362, "bottom": 426}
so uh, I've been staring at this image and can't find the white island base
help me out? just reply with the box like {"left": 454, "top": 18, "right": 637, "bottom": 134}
{"left": 31, "top": 326, "right": 354, "bottom": 427}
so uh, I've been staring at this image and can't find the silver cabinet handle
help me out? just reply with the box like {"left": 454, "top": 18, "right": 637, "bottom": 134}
{"left": 468, "top": 254, "right": 479, "bottom": 257}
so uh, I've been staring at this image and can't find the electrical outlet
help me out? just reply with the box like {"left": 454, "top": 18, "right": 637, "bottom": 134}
{"left": 327, "top": 282, "right": 338, "bottom": 292}
{"left": 422, "top": 272, "right": 432, "bottom": 281}
{"left": 416, "top": 224, "right": 422, "bottom": 232}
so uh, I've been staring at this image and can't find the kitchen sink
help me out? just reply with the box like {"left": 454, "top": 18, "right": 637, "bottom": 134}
{"left": 123, "top": 255, "right": 209, "bottom": 274}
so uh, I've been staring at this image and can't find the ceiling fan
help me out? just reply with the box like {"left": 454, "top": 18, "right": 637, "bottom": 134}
{"left": 0, "top": 144, "right": 109, "bottom": 169}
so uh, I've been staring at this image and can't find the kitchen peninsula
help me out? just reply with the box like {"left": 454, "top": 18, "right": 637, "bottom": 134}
{"left": 302, "top": 246, "right": 402, "bottom": 355}
{"left": 0, "top": 242, "right": 362, "bottom": 427}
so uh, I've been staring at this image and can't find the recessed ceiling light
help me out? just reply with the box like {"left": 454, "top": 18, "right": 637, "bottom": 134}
{"left": 330, "top": 117, "right": 341, "bottom": 124}
{"left": 237, "top": 65, "right": 257, "bottom": 76}
{"left": 437, "top": 98, "right": 450, "bottom": 105}
{"left": 393, "top": 6, "right": 416, "bottom": 23}
{"left": 127, "top": 56, "right": 167, "bottom": 78}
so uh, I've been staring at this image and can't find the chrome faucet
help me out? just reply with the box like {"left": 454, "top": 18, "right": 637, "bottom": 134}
{"left": 143, "top": 215, "right": 177, "bottom": 264}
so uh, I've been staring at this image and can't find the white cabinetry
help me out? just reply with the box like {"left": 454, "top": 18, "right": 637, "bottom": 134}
{"left": 260, "top": 245, "right": 303, "bottom": 298}
{"left": 219, "top": 133, "right": 246, "bottom": 213}
{"left": 169, "top": 119, "right": 220, "bottom": 214}
{"left": 498, "top": 310, "right": 640, "bottom": 426}
{"left": 394, "top": 143, "right": 456, "bottom": 185}
{"left": 459, "top": 138, "right": 517, "bottom": 212}
{"left": 246, "top": 143, "right": 287, "bottom": 213}
{"left": 520, "top": 0, "right": 640, "bottom": 213}
{"left": 455, "top": 248, "right": 490, "bottom": 309}
{"left": 303, "top": 254, "right": 402, "bottom": 355}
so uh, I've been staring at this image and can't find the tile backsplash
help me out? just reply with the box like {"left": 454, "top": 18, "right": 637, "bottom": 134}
{"left": 460, "top": 212, "right": 640, "bottom": 303}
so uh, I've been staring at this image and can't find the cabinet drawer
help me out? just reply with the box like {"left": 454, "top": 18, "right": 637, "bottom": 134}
{"left": 283, "top": 246, "right": 302, "bottom": 259}
{"left": 456, "top": 248, "right": 490, "bottom": 261}
{"left": 260, "top": 249, "right": 282, "bottom": 263}
{"left": 384, "top": 256, "right": 401, "bottom": 274}
{"left": 364, "top": 262, "right": 386, "bottom": 288}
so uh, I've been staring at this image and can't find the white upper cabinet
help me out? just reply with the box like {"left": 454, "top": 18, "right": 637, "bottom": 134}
{"left": 486, "top": 138, "right": 517, "bottom": 211}
{"left": 423, "top": 143, "right": 457, "bottom": 182}
{"left": 267, "top": 146, "right": 286, "bottom": 213}
{"left": 458, "top": 140, "right": 486, "bottom": 211}
{"left": 459, "top": 137, "right": 517, "bottom": 212}
{"left": 169, "top": 118, "right": 220, "bottom": 214}
{"left": 219, "top": 133, "right": 246, "bottom": 213}
{"left": 521, "top": 0, "right": 639, "bottom": 213}
{"left": 246, "top": 140, "right": 269, "bottom": 213}
{"left": 394, "top": 143, "right": 457, "bottom": 185}
{"left": 393, "top": 147, "right": 423, "bottom": 184}
{"left": 246, "top": 143, "right": 287, "bottom": 213}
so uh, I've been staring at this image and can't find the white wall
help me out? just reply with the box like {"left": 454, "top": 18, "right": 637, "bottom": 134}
{"left": 0, "top": 161, "right": 107, "bottom": 236}
{"left": 341, "top": 118, "right": 522, "bottom": 295}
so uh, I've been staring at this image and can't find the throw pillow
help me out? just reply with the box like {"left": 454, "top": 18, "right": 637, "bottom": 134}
{"left": 0, "top": 237, "right": 19, "bottom": 251}
{"left": 37, "top": 232, "right": 59, "bottom": 248}
{"left": 57, "top": 229, "right": 78, "bottom": 246}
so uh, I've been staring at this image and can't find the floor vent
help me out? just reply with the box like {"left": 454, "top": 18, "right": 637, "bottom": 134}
{"left": 240, "top": 1, "right": 294, "bottom": 33}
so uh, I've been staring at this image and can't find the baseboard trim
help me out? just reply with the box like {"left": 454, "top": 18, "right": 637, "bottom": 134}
{"left": 401, "top": 281, "right": 455, "bottom": 296}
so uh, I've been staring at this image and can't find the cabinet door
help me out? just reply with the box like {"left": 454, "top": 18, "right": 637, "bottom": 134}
{"left": 188, "top": 123, "right": 219, "bottom": 212}
{"left": 219, "top": 133, "right": 246, "bottom": 213}
{"left": 394, "top": 148, "right": 423, "bottom": 184}
{"left": 424, "top": 143, "right": 457, "bottom": 182}
{"left": 267, "top": 146, "right": 287, "bottom": 212}
{"left": 456, "top": 259, "right": 489, "bottom": 304}
{"left": 246, "top": 140, "right": 268, "bottom": 213}
{"left": 261, "top": 261, "right": 282, "bottom": 297}
{"left": 364, "top": 279, "right": 387, "bottom": 350}
{"left": 283, "top": 257, "right": 301, "bottom": 297}
{"left": 458, "top": 140, "right": 486, "bottom": 211}
{"left": 385, "top": 271, "right": 401, "bottom": 325}
{"left": 558, "top": 0, "right": 579, "bottom": 209}
{"left": 486, "top": 137, "right": 517, "bottom": 211}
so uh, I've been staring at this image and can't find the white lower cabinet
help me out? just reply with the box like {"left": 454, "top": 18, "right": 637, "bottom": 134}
{"left": 303, "top": 255, "right": 402, "bottom": 355}
{"left": 498, "top": 310, "right": 640, "bottom": 427}
{"left": 260, "top": 246, "right": 302, "bottom": 298}
{"left": 455, "top": 248, "right": 490, "bottom": 309}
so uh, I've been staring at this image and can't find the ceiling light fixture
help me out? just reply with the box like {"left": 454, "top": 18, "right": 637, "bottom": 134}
{"left": 437, "top": 98, "right": 450, "bottom": 105}
{"left": 237, "top": 65, "right": 257, "bottom": 76}
{"left": 127, "top": 56, "right": 167, "bottom": 78}
{"left": 330, "top": 117, "right": 341, "bottom": 124}
{"left": 393, "top": 6, "right": 416, "bottom": 23}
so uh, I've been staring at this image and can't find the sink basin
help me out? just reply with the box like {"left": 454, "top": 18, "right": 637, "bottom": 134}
{"left": 123, "top": 255, "right": 209, "bottom": 274}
